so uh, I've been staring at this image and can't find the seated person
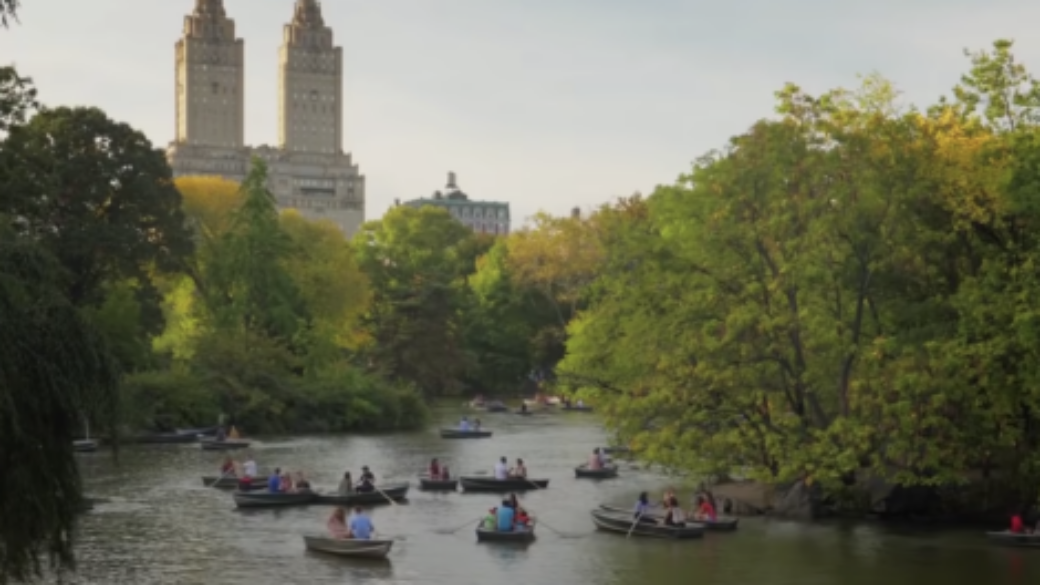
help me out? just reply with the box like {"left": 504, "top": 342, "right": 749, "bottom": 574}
{"left": 662, "top": 496, "right": 684, "bottom": 526}
{"left": 220, "top": 456, "right": 235, "bottom": 475}
{"left": 515, "top": 508, "right": 531, "bottom": 529}
{"left": 327, "top": 507, "right": 349, "bottom": 539}
{"left": 295, "top": 472, "right": 312, "bottom": 490}
{"left": 496, "top": 499, "right": 516, "bottom": 532}
{"left": 267, "top": 468, "right": 282, "bottom": 492}
{"left": 695, "top": 495, "right": 717, "bottom": 522}
{"left": 441, "top": 465, "right": 451, "bottom": 480}
{"left": 429, "top": 458, "right": 441, "bottom": 479}
{"left": 509, "top": 458, "right": 527, "bottom": 478}
{"left": 482, "top": 508, "right": 498, "bottom": 530}
{"left": 348, "top": 506, "right": 375, "bottom": 540}
{"left": 587, "top": 449, "right": 602, "bottom": 470}
{"left": 356, "top": 476, "right": 375, "bottom": 493}
{"left": 1011, "top": 512, "right": 1025, "bottom": 534}
{"left": 338, "top": 471, "right": 352, "bottom": 495}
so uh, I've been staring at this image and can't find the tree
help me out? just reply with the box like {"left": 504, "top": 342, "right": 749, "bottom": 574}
{"left": 0, "top": 221, "right": 120, "bottom": 583}
{"left": 0, "top": 107, "right": 194, "bottom": 335}
{"left": 0, "top": 66, "right": 36, "bottom": 131}
{"left": 0, "top": 0, "right": 18, "bottom": 28}
{"left": 949, "top": 39, "right": 1040, "bottom": 132}
{"left": 354, "top": 205, "right": 475, "bottom": 395}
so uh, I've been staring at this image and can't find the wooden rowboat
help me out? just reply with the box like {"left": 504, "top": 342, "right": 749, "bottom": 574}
{"left": 419, "top": 476, "right": 459, "bottom": 491}
{"left": 986, "top": 531, "right": 1040, "bottom": 548}
{"left": 73, "top": 439, "right": 99, "bottom": 452}
{"left": 200, "top": 438, "right": 251, "bottom": 451}
{"left": 233, "top": 490, "right": 316, "bottom": 508}
{"left": 476, "top": 526, "right": 536, "bottom": 543}
{"left": 312, "top": 483, "right": 410, "bottom": 505}
{"left": 598, "top": 503, "right": 738, "bottom": 528}
{"left": 591, "top": 509, "right": 705, "bottom": 539}
{"left": 459, "top": 476, "right": 549, "bottom": 492}
{"left": 303, "top": 535, "right": 394, "bottom": 558}
{"left": 439, "top": 429, "right": 492, "bottom": 439}
{"left": 575, "top": 464, "right": 618, "bottom": 479}
{"left": 202, "top": 475, "right": 269, "bottom": 490}
{"left": 597, "top": 504, "right": 739, "bottom": 530}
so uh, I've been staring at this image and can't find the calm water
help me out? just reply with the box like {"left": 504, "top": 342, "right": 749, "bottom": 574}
{"left": 69, "top": 407, "right": 1040, "bottom": 585}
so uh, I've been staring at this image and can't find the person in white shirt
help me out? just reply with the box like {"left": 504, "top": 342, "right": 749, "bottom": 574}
{"left": 587, "top": 449, "right": 602, "bottom": 470}
{"left": 493, "top": 456, "right": 508, "bottom": 480}
{"left": 242, "top": 456, "right": 258, "bottom": 478}
{"left": 460, "top": 417, "right": 471, "bottom": 431}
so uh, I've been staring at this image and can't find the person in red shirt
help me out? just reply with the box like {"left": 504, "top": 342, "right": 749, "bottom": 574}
{"left": 429, "top": 458, "right": 441, "bottom": 480}
{"left": 696, "top": 495, "right": 717, "bottom": 522}
{"left": 1010, "top": 513, "right": 1025, "bottom": 534}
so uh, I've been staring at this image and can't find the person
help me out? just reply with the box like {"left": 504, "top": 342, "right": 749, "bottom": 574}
{"left": 577, "top": 399, "right": 585, "bottom": 408}
{"left": 429, "top": 458, "right": 441, "bottom": 479}
{"left": 348, "top": 506, "right": 375, "bottom": 540}
{"left": 356, "top": 473, "right": 375, "bottom": 493}
{"left": 520, "top": 403, "right": 528, "bottom": 414}
{"left": 596, "top": 448, "right": 607, "bottom": 468}
{"left": 1011, "top": 511, "right": 1026, "bottom": 534}
{"left": 327, "top": 507, "right": 349, "bottom": 539}
{"left": 510, "top": 458, "right": 527, "bottom": 478}
{"left": 515, "top": 507, "right": 531, "bottom": 530}
{"left": 496, "top": 499, "right": 516, "bottom": 531}
{"left": 482, "top": 507, "right": 497, "bottom": 530}
{"left": 360, "top": 466, "right": 375, "bottom": 484}
{"left": 242, "top": 455, "right": 257, "bottom": 478}
{"left": 662, "top": 495, "right": 684, "bottom": 526}
{"left": 695, "top": 494, "right": 717, "bottom": 522}
{"left": 460, "top": 417, "right": 471, "bottom": 431}
{"left": 268, "top": 468, "right": 282, "bottom": 492}
{"left": 587, "top": 448, "right": 603, "bottom": 470}
{"left": 494, "top": 456, "right": 508, "bottom": 480}
{"left": 215, "top": 426, "right": 227, "bottom": 441}
{"left": 508, "top": 493, "right": 526, "bottom": 515}
{"left": 278, "top": 471, "right": 295, "bottom": 492}
{"left": 662, "top": 487, "right": 676, "bottom": 506}
{"left": 220, "top": 456, "right": 235, "bottom": 475}
{"left": 634, "top": 491, "right": 652, "bottom": 520}
{"left": 338, "top": 471, "right": 353, "bottom": 495}
{"left": 441, "top": 465, "right": 451, "bottom": 480}
{"left": 295, "top": 472, "right": 311, "bottom": 490}
{"left": 474, "top": 418, "right": 482, "bottom": 430}
{"left": 229, "top": 425, "right": 241, "bottom": 439}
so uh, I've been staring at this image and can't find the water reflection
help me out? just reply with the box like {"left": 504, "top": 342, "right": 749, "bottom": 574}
{"left": 66, "top": 407, "right": 1040, "bottom": 585}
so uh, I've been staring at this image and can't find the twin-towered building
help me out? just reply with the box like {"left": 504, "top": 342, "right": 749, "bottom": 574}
{"left": 166, "top": 0, "right": 365, "bottom": 236}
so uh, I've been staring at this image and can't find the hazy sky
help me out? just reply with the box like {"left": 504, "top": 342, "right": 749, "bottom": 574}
{"left": 1, "top": 0, "right": 1038, "bottom": 225}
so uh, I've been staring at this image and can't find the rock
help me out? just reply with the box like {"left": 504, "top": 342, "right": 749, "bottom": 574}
{"left": 772, "top": 481, "right": 826, "bottom": 520}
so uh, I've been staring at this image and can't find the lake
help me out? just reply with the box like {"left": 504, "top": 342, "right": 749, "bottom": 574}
{"left": 69, "top": 406, "right": 1040, "bottom": 584}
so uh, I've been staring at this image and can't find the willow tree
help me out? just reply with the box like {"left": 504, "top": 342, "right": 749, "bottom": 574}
{"left": 0, "top": 222, "right": 120, "bottom": 583}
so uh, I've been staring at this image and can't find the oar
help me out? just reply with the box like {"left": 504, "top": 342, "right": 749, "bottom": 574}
{"left": 513, "top": 479, "right": 585, "bottom": 538}
{"left": 434, "top": 518, "right": 480, "bottom": 534}
{"left": 626, "top": 512, "right": 645, "bottom": 538}
{"left": 207, "top": 468, "right": 236, "bottom": 488}
{"left": 373, "top": 484, "right": 400, "bottom": 507}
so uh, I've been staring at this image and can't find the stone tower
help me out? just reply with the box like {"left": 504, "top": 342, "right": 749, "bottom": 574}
{"left": 278, "top": 0, "right": 343, "bottom": 154}
{"left": 174, "top": 0, "right": 245, "bottom": 148}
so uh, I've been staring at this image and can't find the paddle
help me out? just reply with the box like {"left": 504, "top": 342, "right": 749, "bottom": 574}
{"left": 372, "top": 484, "right": 400, "bottom": 508}
{"left": 511, "top": 478, "right": 585, "bottom": 539}
{"left": 207, "top": 468, "right": 236, "bottom": 488}
{"left": 626, "top": 512, "right": 645, "bottom": 538}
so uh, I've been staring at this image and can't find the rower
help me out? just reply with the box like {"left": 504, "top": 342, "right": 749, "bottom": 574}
{"left": 242, "top": 454, "right": 258, "bottom": 478}
{"left": 587, "top": 448, "right": 603, "bottom": 470}
{"left": 495, "top": 499, "right": 515, "bottom": 532}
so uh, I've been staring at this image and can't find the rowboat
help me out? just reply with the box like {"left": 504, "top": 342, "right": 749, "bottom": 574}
{"left": 200, "top": 438, "right": 251, "bottom": 451}
{"left": 986, "top": 531, "right": 1040, "bottom": 548}
{"left": 129, "top": 432, "right": 199, "bottom": 444}
{"left": 312, "top": 483, "right": 410, "bottom": 505}
{"left": 419, "top": 476, "right": 459, "bottom": 491}
{"left": 591, "top": 509, "right": 706, "bottom": 539}
{"left": 459, "top": 476, "right": 549, "bottom": 492}
{"left": 439, "top": 429, "right": 492, "bottom": 439}
{"left": 176, "top": 425, "right": 219, "bottom": 436}
{"left": 73, "top": 439, "right": 99, "bottom": 452}
{"left": 202, "top": 475, "right": 269, "bottom": 490}
{"left": 597, "top": 504, "right": 739, "bottom": 530}
{"left": 476, "top": 526, "right": 536, "bottom": 543}
{"left": 303, "top": 535, "right": 394, "bottom": 558}
{"left": 575, "top": 464, "right": 618, "bottom": 479}
{"left": 561, "top": 405, "right": 594, "bottom": 413}
{"left": 233, "top": 490, "right": 317, "bottom": 508}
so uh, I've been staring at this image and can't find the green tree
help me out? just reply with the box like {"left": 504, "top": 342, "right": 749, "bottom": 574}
{"left": 0, "top": 107, "right": 194, "bottom": 335}
{"left": 355, "top": 205, "right": 475, "bottom": 395}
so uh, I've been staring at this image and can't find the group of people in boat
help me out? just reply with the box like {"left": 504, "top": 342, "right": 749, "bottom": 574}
{"left": 585, "top": 447, "right": 610, "bottom": 470}
{"left": 337, "top": 466, "right": 378, "bottom": 495}
{"left": 219, "top": 454, "right": 266, "bottom": 490}
{"left": 458, "top": 417, "right": 483, "bottom": 431}
{"left": 494, "top": 456, "right": 527, "bottom": 479}
{"left": 632, "top": 488, "right": 719, "bottom": 526}
{"left": 428, "top": 458, "right": 452, "bottom": 480}
{"left": 482, "top": 493, "right": 533, "bottom": 532}
{"left": 266, "top": 468, "right": 313, "bottom": 493}
{"left": 326, "top": 506, "right": 376, "bottom": 540}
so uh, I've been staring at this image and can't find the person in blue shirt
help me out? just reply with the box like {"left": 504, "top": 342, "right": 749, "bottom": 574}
{"left": 267, "top": 468, "right": 282, "bottom": 492}
{"left": 459, "top": 417, "right": 471, "bottom": 431}
{"left": 496, "top": 499, "right": 515, "bottom": 531}
{"left": 348, "top": 506, "right": 375, "bottom": 540}
{"left": 633, "top": 491, "right": 651, "bottom": 520}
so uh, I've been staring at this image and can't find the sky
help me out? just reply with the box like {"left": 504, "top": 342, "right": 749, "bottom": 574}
{"left": 2, "top": 0, "right": 1039, "bottom": 225}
